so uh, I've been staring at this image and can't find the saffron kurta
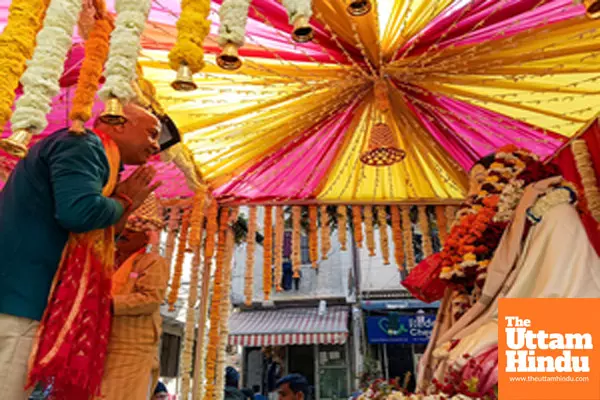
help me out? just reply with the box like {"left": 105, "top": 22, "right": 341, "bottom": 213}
{"left": 100, "top": 252, "right": 169, "bottom": 400}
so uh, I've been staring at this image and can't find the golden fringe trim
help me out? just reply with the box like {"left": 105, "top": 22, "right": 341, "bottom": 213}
{"left": 572, "top": 139, "right": 600, "bottom": 223}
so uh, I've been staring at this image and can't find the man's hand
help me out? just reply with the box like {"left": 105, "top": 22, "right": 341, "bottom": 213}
{"left": 113, "top": 165, "right": 162, "bottom": 212}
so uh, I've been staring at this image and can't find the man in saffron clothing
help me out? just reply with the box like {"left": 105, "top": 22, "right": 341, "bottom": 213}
{"left": 0, "top": 104, "right": 161, "bottom": 399}
{"left": 100, "top": 193, "right": 169, "bottom": 400}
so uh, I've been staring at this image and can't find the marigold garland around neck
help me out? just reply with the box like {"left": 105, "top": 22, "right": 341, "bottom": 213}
{"left": 10, "top": 0, "right": 83, "bottom": 135}
{"left": 438, "top": 147, "right": 565, "bottom": 295}
{"left": 26, "top": 131, "right": 120, "bottom": 400}
{"left": 0, "top": 0, "right": 49, "bottom": 130}
{"left": 98, "top": 0, "right": 151, "bottom": 103}
{"left": 169, "top": 0, "right": 211, "bottom": 73}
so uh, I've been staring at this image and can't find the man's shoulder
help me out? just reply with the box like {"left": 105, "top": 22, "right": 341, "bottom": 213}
{"left": 43, "top": 129, "right": 104, "bottom": 153}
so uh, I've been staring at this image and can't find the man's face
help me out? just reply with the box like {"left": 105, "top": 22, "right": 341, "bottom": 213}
{"left": 278, "top": 384, "right": 303, "bottom": 400}
{"left": 115, "top": 105, "right": 161, "bottom": 165}
{"left": 116, "top": 228, "right": 149, "bottom": 256}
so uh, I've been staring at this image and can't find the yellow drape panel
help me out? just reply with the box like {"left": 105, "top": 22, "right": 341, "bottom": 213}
{"left": 317, "top": 91, "right": 467, "bottom": 201}
{"left": 378, "top": 0, "right": 454, "bottom": 61}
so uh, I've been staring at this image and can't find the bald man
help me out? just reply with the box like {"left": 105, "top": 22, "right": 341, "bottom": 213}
{"left": 0, "top": 104, "right": 161, "bottom": 399}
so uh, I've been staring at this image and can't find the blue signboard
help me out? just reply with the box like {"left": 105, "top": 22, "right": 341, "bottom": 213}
{"left": 366, "top": 313, "right": 435, "bottom": 344}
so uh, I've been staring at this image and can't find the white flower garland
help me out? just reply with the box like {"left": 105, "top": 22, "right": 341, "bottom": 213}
{"left": 98, "top": 0, "right": 151, "bottom": 102}
{"left": 281, "top": 0, "right": 313, "bottom": 23}
{"left": 527, "top": 186, "right": 576, "bottom": 223}
{"left": 217, "top": 0, "right": 251, "bottom": 47}
{"left": 10, "top": 0, "right": 83, "bottom": 134}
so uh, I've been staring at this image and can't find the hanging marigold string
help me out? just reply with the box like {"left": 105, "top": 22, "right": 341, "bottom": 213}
{"left": 364, "top": 206, "right": 376, "bottom": 257}
{"left": 445, "top": 206, "right": 458, "bottom": 230}
{"left": 292, "top": 206, "right": 302, "bottom": 279}
{"left": 180, "top": 189, "right": 207, "bottom": 400}
{"left": 263, "top": 206, "right": 273, "bottom": 300}
{"left": 436, "top": 206, "right": 449, "bottom": 245}
{"left": 165, "top": 206, "right": 181, "bottom": 273}
{"left": 195, "top": 199, "right": 218, "bottom": 400}
{"left": 245, "top": 206, "right": 257, "bottom": 306}
{"left": 320, "top": 205, "right": 331, "bottom": 261}
{"left": 337, "top": 205, "right": 348, "bottom": 251}
{"left": 168, "top": 0, "right": 211, "bottom": 73}
{"left": 572, "top": 139, "right": 600, "bottom": 223}
{"left": 274, "top": 206, "right": 284, "bottom": 292}
{"left": 151, "top": 201, "right": 164, "bottom": 254}
{"left": 168, "top": 208, "right": 191, "bottom": 311}
{"left": 308, "top": 205, "right": 318, "bottom": 268}
{"left": 418, "top": 206, "right": 433, "bottom": 258}
{"left": 376, "top": 206, "right": 390, "bottom": 265}
{"left": 203, "top": 207, "right": 228, "bottom": 400}
{"left": 402, "top": 206, "right": 416, "bottom": 272}
{"left": 215, "top": 207, "right": 236, "bottom": 400}
{"left": 352, "top": 206, "right": 364, "bottom": 248}
{"left": 70, "top": 4, "right": 113, "bottom": 127}
{"left": 0, "top": 0, "right": 49, "bottom": 129}
{"left": 391, "top": 205, "right": 404, "bottom": 270}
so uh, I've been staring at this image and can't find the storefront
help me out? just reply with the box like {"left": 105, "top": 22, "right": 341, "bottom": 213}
{"left": 362, "top": 300, "right": 438, "bottom": 392}
{"left": 228, "top": 306, "right": 352, "bottom": 400}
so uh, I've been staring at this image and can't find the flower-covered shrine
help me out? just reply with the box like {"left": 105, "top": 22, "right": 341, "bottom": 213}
{"left": 1, "top": 0, "right": 600, "bottom": 399}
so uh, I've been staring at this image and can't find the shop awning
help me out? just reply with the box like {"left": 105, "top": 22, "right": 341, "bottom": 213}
{"left": 228, "top": 306, "right": 349, "bottom": 346}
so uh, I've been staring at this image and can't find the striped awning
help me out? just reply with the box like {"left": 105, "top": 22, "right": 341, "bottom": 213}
{"left": 228, "top": 306, "right": 349, "bottom": 347}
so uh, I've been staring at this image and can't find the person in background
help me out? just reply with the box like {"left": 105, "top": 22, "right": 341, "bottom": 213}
{"left": 0, "top": 103, "right": 161, "bottom": 399}
{"left": 253, "top": 385, "right": 267, "bottom": 400}
{"left": 224, "top": 366, "right": 246, "bottom": 400}
{"left": 152, "top": 381, "right": 169, "bottom": 400}
{"left": 100, "top": 193, "right": 169, "bottom": 399}
{"left": 276, "top": 374, "right": 310, "bottom": 400}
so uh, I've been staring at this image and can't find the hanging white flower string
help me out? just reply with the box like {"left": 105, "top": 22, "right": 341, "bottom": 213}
{"left": 5, "top": 0, "right": 83, "bottom": 156}
{"left": 282, "top": 0, "right": 314, "bottom": 42}
{"left": 97, "top": 0, "right": 151, "bottom": 117}
{"left": 216, "top": 0, "right": 250, "bottom": 69}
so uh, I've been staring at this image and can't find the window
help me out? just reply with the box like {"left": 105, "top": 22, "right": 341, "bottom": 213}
{"left": 318, "top": 345, "right": 349, "bottom": 400}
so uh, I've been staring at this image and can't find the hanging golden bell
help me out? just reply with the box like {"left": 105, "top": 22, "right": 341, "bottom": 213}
{"left": 69, "top": 119, "right": 86, "bottom": 135}
{"left": 0, "top": 129, "right": 32, "bottom": 158}
{"left": 99, "top": 96, "right": 127, "bottom": 125}
{"left": 347, "top": 0, "right": 372, "bottom": 16}
{"left": 171, "top": 63, "right": 197, "bottom": 91}
{"left": 217, "top": 42, "right": 242, "bottom": 70}
{"left": 360, "top": 122, "right": 406, "bottom": 167}
{"left": 292, "top": 16, "right": 313, "bottom": 43}
{"left": 584, "top": 0, "right": 600, "bottom": 18}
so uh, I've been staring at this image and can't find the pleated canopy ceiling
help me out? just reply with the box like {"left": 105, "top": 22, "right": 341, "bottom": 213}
{"left": 1, "top": 0, "right": 599, "bottom": 204}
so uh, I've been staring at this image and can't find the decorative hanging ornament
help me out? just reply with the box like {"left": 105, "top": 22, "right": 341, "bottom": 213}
{"left": 171, "top": 62, "right": 197, "bottom": 91}
{"left": 282, "top": 0, "right": 313, "bottom": 42}
{"left": 347, "top": 0, "right": 371, "bottom": 16}
{"left": 360, "top": 122, "right": 406, "bottom": 166}
{"left": 99, "top": 96, "right": 127, "bottom": 125}
{"left": 584, "top": 0, "right": 600, "bottom": 18}
{"left": 217, "top": 42, "right": 242, "bottom": 70}
{"left": 0, "top": 130, "right": 32, "bottom": 158}
{"left": 292, "top": 16, "right": 313, "bottom": 43}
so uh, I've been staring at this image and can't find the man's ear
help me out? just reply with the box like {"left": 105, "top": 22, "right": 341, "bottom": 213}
{"left": 297, "top": 392, "right": 304, "bottom": 400}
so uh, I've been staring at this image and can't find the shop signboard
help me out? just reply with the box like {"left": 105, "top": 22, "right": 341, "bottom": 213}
{"left": 366, "top": 312, "right": 435, "bottom": 344}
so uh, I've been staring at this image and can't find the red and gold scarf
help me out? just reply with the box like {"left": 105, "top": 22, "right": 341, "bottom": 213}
{"left": 27, "top": 130, "right": 120, "bottom": 399}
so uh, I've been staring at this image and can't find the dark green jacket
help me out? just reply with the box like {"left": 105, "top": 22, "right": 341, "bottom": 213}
{"left": 0, "top": 129, "right": 124, "bottom": 321}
